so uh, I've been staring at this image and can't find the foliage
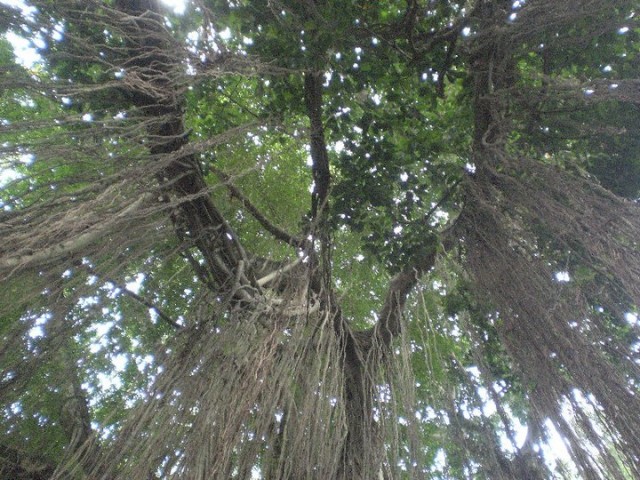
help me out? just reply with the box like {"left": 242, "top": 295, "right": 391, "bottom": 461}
{"left": 1, "top": 0, "right": 640, "bottom": 479}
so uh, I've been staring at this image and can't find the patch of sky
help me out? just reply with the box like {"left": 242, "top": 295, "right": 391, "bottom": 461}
{"left": 219, "top": 27, "right": 232, "bottom": 41}
{"left": 28, "top": 313, "right": 50, "bottom": 339}
{"left": 111, "top": 353, "right": 128, "bottom": 373}
{"left": 0, "top": 166, "right": 22, "bottom": 189}
{"left": 96, "top": 371, "right": 122, "bottom": 390}
{"left": 126, "top": 272, "right": 145, "bottom": 294}
{"left": 5, "top": 31, "right": 41, "bottom": 67}
{"left": 160, "top": 0, "right": 186, "bottom": 15}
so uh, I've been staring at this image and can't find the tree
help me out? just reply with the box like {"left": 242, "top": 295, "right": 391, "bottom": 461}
{"left": 1, "top": 0, "right": 640, "bottom": 478}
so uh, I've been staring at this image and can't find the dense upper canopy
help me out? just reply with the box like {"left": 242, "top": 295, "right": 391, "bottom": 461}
{"left": 1, "top": 0, "right": 640, "bottom": 479}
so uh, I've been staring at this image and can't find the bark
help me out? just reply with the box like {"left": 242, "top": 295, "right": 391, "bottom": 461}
{"left": 303, "top": 72, "right": 331, "bottom": 221}
{"left": 112, "top": 0, "right": 246, "bottom": 296}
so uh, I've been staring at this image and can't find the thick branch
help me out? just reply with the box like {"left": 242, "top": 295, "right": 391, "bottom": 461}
{"left": 303, "top": 72, "right": 331, "bottom": 221}
{"left": 111, "top": 0, "right": 245, "bottom": 292}
{"left": 371, "top": 249, "right": 437, "bottom": 347}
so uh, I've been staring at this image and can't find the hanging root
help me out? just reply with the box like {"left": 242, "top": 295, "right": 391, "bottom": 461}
{"left": 457, "top": 153, "right": 640, "bottom": 479}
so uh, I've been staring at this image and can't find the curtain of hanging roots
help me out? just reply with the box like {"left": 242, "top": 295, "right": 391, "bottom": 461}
{"left": 457, "top": 153, "right": 640, "bottom": 479}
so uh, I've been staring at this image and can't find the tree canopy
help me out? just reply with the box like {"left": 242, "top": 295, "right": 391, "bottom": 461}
{"left": 1, "top": 0, "right": 640, "bottom": 478}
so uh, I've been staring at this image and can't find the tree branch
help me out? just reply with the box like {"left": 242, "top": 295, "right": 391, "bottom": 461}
{"left": 82, "top": 265, "right": 183, "bottom": 330}
{"left": 114, "top": 280, "right": 183, "bottom": 330}
{"left": 370, "top": 249, "right": 437, "bottom": 348}
{"left": 256, "top": 256, "right": 303, "bottom": 287}
{"left": 303, "top": 72, "right": 331, "bottom": 221}
{"left": 108, "top": 0, "right": 245, "bottom": 291}
{"left": 213, "top": 167, "right": 303, "bottom": 248}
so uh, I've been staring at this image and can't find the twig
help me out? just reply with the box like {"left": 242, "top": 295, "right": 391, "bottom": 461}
{"left": 213, "top": 167, "right": 303, "bottom": 248}
{"left": 115, "top": 281, "right": 183, "bottom": 330}
{"left": 82, "top": 264, "right": 183, "bottom": 331}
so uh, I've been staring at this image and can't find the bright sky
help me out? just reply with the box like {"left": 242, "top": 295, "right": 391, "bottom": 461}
{"left": 161, "top": 0, "right": 187, "bottom": 14}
